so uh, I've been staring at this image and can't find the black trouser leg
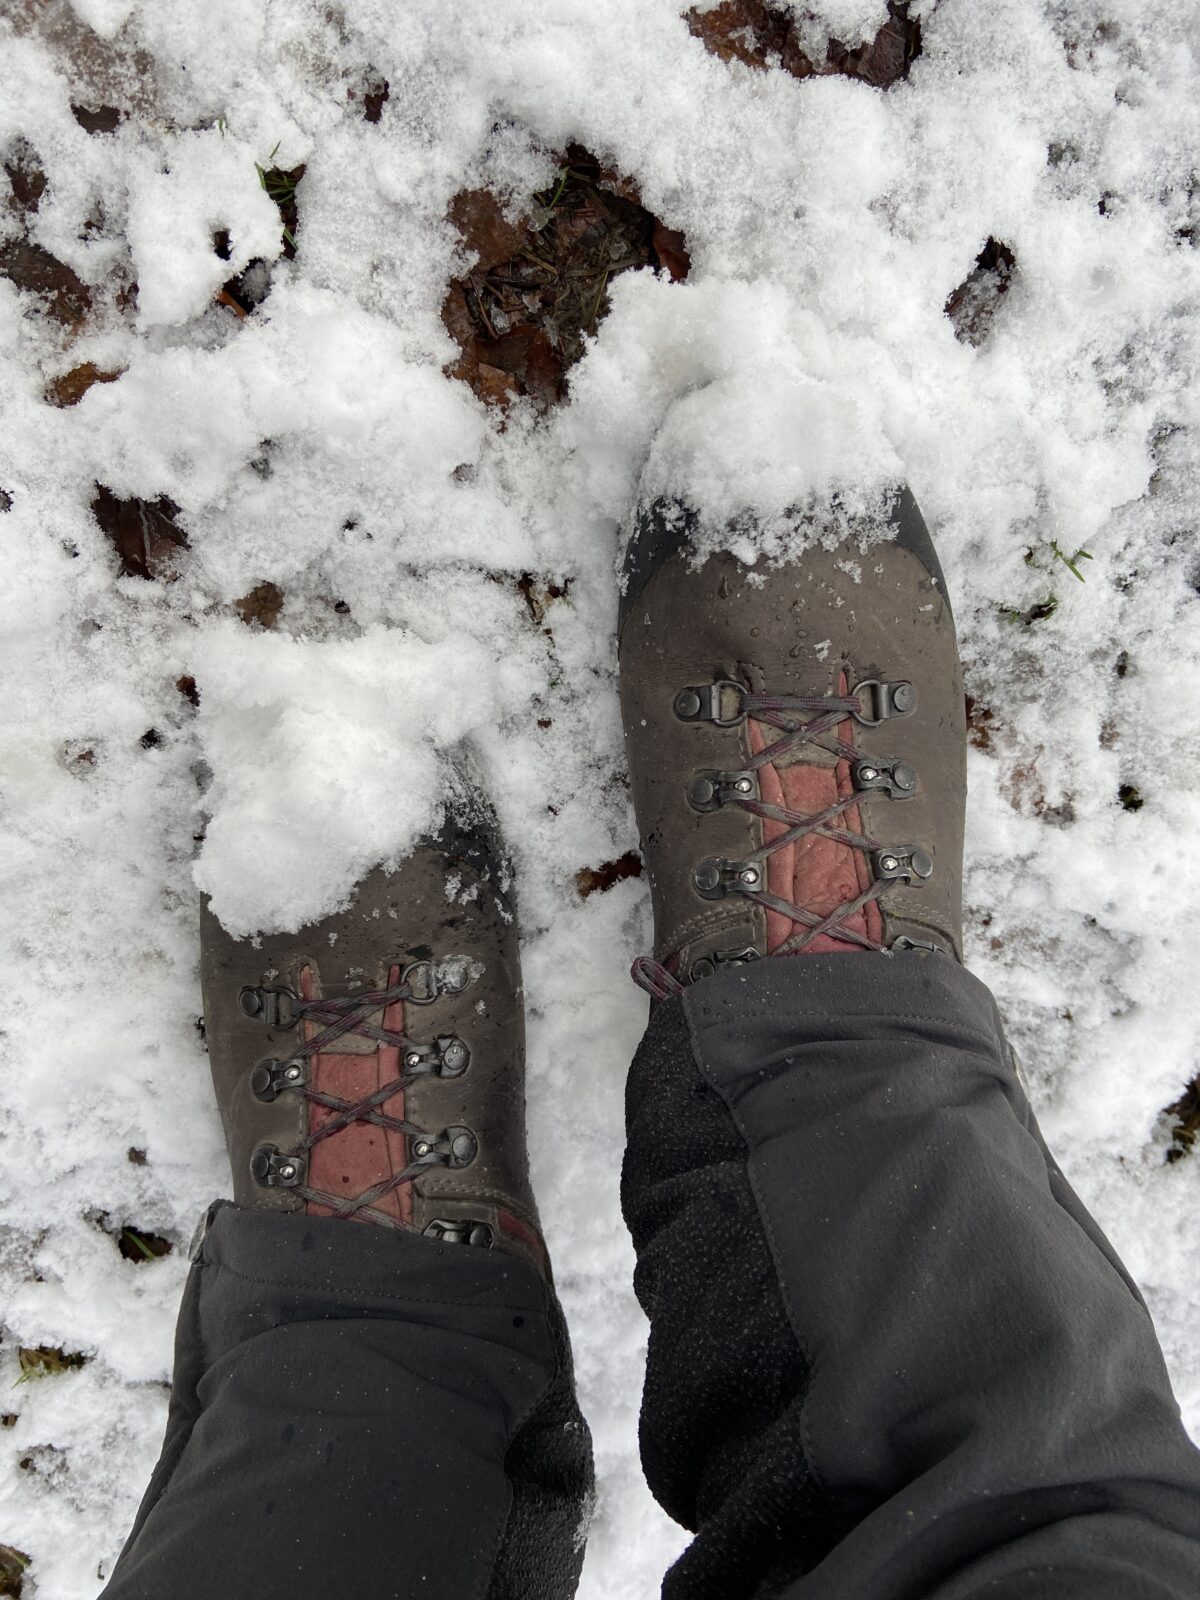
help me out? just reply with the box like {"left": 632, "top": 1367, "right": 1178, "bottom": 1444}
{"left": 101, "top": 1204, "right": 592, "bottom": 1600}
{"left": 623, "top": 953, "right": 1200, "bottom": 1600}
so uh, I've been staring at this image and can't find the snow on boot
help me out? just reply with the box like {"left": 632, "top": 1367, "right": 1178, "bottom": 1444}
{"left": 199, "top": 784, "right": 548, "bottom": 1275}
{"left": 618, "top": 489, "right": 966, "bottom": 996}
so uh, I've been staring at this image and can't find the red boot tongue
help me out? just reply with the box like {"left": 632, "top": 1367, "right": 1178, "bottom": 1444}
{"left": 747, "top": 695, "right": 883, "bottom": 955}
{"left": 300, "top": 965, "right": 413, "bottom": 1225}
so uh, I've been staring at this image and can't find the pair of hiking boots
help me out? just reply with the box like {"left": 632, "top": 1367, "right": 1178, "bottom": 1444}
{"left": 201, "top": 489, "right": 965, "bottom": 1277}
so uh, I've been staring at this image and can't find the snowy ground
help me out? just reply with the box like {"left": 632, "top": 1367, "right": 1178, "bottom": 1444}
{"left": 1, "top": 0, "right": 1199, "bottom": 1593}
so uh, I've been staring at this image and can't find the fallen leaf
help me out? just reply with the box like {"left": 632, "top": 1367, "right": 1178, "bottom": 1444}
{"left": 92, "top": 485, "right": 188, "bottom": 580}
{"left": 235, "top": 580, "right": 285, "bottom": 628}
{"left": 576, "top": 850, "right": 643, "bottom": 899}
{"left": 0, "top": 240, "right": 92, "bottom": 327}
{"left": 44, "top": 362, "right": 122, "bottom": 408}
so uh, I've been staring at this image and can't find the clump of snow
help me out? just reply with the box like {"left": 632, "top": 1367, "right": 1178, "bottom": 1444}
{"left": 1, "top": 0, "right": 1199, "bottom": 1595}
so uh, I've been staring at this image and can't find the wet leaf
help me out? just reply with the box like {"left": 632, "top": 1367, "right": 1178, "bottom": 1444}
{"left": 71, "top": 104, "right": 123, "bottom": 135}
{"left": 1165, "top": 1075, "right": 1200, "bottom": 1163}
{"left": 235, "top": 580, "right": 285, "bottom": 629}
{"left": 92, "top": 485, "right": 188, "bottom": 581}
{"left": 0, "top": 1544, "right": 30, "bottom": 1599}
{"left": 0, "top": 240, "right": 92, "bottom": 327}
{"left": 946, "top": 238, "right": 1018, "bottom": 347}
{"left": 687, "top": 0, "right": 921, "bottom": 86}
{"left": 44, "top": 362, "right": 122, "bottom": 408}
{"left": 576, "top": 850, "right": 643, "bottom": 899}
{"left": 16, "top": 1346, "right": 87, "bottom": 1384}
{"left": 4, "top": 139, "right": 46, "bottom": 217}
{"left": 118, "top": 1226, "right": 173, "bottom": 1263}
{"left": 362, "top": 79, "right": 390, "bottom": 124}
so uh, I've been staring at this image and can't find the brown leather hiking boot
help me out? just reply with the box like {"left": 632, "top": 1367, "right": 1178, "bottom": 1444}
{"left": 618, "top": 489, "right": 966, "bottom": 995}
{"left": 199, "top": 791, "right": 547, "bottom": 1275}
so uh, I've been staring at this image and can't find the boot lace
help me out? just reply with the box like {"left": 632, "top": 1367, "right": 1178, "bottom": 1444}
{"left": 633, "top": 675, "right": 923, "bottom": 999}
{"left": 244, "top": 964, "right": 475, "bottom": 1230}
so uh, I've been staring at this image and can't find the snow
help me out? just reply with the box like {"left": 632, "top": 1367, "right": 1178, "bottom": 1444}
{"left": 1, "top": 0, "right": 1199, "bottom": 1593}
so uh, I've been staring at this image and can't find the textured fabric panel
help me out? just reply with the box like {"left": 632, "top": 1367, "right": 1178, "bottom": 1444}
{"left": 102, "top": 1204, "right": 592, "bottom": 1600}
{"left": 623, "top": 1000, "right": 847, "bottom": 1600}
{"left": 681, "top": 953, "right": 1200, "bottom": 1600}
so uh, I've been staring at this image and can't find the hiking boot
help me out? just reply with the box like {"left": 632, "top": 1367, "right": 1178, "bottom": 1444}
{"left": 618, "top": 489, "right": 966, "bottom": 994}
{"left": 198, "top": 785, "right": 547, "bottom": 1275}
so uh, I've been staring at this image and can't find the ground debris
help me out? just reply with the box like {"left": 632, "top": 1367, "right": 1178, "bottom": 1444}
{"left": 517, "top": 571, "right": 572, "bottom": 627}
{"left": 1166, "top": 1076, "right": 1200, "bottom": 1163}
{"left": 362, "top": 78, "right": 390, "bottom": 123}
{"left": 44, "top": 362, "right": 122, "bottom": 408}
{"left": 0, "top": 1545, "right": 30, "bottom": 1599}
{"left": 0, "top": 240, "right": 92, "bottom": 328}
{"left": 92, "top": 485, "right": 188, "bottom": 581}
{"left": 71, "top": 104, "right": 124, "bottom": 135}
{"left": 444, "top": 145, "right": 690, "bottom": 409}
{"left": 946, "top": 237, "right": 1018, "bottom": 346}
{"left": 4, "top": 138, "right": 46, "bottom": 218}
{"left": 235, "top": 581, "right": 285, "bottom": 629}
{"left": 686, "top": 0, "right": 922, "bottom": 88}
{"left": 257, "top": 158, "right": 305, "bottom": 261}
{"left": 964, "top": 692, "right": 996, "bottom": 752}
{"left": 576, "top": 850, "right": 643, "bottom": 899}
{"left": 117, "top": 1226, "right": 172, "bottom": 1264}
{"left": 16, "top": 1346, "right": 87, "bottom": 1384}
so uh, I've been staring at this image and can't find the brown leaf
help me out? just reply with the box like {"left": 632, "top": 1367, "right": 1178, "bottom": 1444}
{"left": 0, "top": 240, "right": 92, "bottom": 327}
{"left": 652, "top": 220, "right": 691, "bottom": 282}
{"left": 175, "top": 675, "right": 200, "bottom": 708}
{"left": 576, "top": 850, "right": 643, "bottom": 899}
{"left": 1165, "top": 1074, "right": 1200, "bottom": 1164}
{"left": 0, "top": 1543, "right": 30, "bottom": 1598}
{"left": 448, "top": 189, "right": 532, "bottom": 272}
{"left": 235, "top": 580, "right": 285, "bottom": 629}
{"left": 363, "top": 79, "right": 390, "bottom": 124}
{"left": 44, "top": 362, "right": 122, "bottom": 408}
{"left": 946, "top": 239, "right": 1018, "bottom": 347}
{"left": 71, "top": 104, "right": 123, "bottom": 134}
{"left": 443, "top": 148, "right": 689, "bottom": 411}
{"left": 688, "top": 0, "right": 921, "bottom": 87}
{"left": 92, "top": 485, "right": 187, "bottom": 580}
{"left": 4, "top": 138, "right": 46, "bottom": 217}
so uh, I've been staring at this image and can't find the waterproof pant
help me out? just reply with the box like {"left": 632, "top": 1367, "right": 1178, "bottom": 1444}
{"left": 102, "top": 953, "right": 1200, "bottom": 1599}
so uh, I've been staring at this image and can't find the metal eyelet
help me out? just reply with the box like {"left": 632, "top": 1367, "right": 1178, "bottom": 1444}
{"left": 692, "top": 858, "right": 764, "bottom": 899}
{"left": 249, "top": 1057, "right": 309, "bottom": 1102}
{"left": 850, "top": 680, "right": 918, "bottom": 726}
{"left": 249, "top": 1145, "right": 306, "bottom": 1188}
{"left": 688, "top": 946, "right": 762, "bottom": 982}
{"left": 410, "top": 1126, "right": 477, "bottom": 1170}
{"left": 402, "top": 1036, "right": 470, "bottom": 1078}
{"left": 852, "top": 758, "right": 919, "bottom": 799}
{"left": 423, "top": 1218, "right": 494, "bottom": 1248}
{"left": 402, "top": 958, "right": 473, "bottom": 1005}
{"left": 687, "top": 770, "right": 759, "bottom": 812}
{"left": 238, "top": 985, "right": 300, "bottom": 1029}
{"left": 673, "top": 680, "right": 747, "bottom": 726}
{"left": 873, "top": 846, "right": 934, "bottom": 883}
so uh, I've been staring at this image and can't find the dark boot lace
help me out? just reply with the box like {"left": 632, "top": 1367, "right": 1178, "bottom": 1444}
{"left": 633, "top": 675, "right": 924, "bottom": 1000}
{"left": 244, "top": 962, "right": 476, "bottom": 1230}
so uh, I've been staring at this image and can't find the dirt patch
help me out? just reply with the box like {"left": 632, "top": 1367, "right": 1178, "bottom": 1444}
{"left": 946, "top": 237, "right": 1017, "bottom": 347}
{"left": 92, "top": 485, "right": 188, "bottom": 581}
{"left": 686, "top": 0, "right": 922, "bottom": 88}
{"left": 576, "top": 850, "right": 643, "bottom": 899}
{"left": 443, "top": 145, "right": 690, "bottom": 410}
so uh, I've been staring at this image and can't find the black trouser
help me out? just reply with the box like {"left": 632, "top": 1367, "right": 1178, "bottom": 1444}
{"left": 102, "top": 955, "right": 1200, "bottom": 1599}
